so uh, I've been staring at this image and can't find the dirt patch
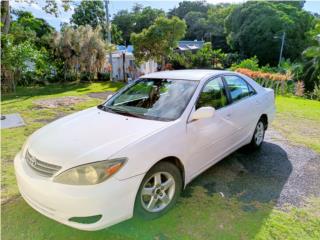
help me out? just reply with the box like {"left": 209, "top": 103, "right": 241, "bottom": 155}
{"left": 87, "top": 91, "right": 114, "bottom": 100}
{"left": 34, "top": 96, "right": 88, "bottom": 109}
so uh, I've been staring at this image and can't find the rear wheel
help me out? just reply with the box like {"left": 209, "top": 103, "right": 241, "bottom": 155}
{"left": 134, "top": 162, "right": 182, "bottom": 219}
{"left": 249, "top": 119, "right": 265, "bottom": 149}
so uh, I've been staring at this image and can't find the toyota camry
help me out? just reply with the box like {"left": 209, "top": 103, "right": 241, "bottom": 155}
{"left": 14, "top": 70, "right": 275, "bottom": 230}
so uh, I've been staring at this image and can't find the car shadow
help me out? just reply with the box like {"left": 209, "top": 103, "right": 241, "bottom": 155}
{"left": 182, "top": 141, "right": 292, "bottom": 206}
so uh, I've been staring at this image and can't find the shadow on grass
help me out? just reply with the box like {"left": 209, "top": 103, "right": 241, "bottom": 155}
{"left": 1, "top": 141, "right": 292, "bottom": 240}
{"left": 1, "top": 81, "right": 123, "bottom": 102}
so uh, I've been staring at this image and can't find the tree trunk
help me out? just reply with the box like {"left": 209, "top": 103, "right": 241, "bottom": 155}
{"left": 161, "top": 56, "right": 165, "bottom": 70}
{"left": 1, "top": 0, "right": 10, "bottom": 34}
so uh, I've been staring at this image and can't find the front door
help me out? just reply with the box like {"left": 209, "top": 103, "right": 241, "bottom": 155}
{"left": 186, "top": 77, "right": 237, "bottom": 178}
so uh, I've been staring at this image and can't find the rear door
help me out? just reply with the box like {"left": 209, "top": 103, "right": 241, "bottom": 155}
{"left": 222, "top": 74, "right": 260, "bottom": 145}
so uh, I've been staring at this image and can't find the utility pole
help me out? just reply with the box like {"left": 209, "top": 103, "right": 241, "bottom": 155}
{"left": 104, "top": 0, "right": 113, "bottom": 81}
{"left": 278, "top": 32, "right": 285, "bottom": 67}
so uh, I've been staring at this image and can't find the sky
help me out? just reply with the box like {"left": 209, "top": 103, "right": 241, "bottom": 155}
{"left": 11, "top": 0, "right": 320, "bottom": 31}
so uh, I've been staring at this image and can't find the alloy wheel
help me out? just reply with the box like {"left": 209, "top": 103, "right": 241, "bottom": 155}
{"left": 140, "top": 172, "right": 175, "bottom": 213}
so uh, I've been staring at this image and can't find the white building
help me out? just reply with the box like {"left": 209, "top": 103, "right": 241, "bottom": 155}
{"left": 110, "top": 45, "right": 158, "bottom": 81}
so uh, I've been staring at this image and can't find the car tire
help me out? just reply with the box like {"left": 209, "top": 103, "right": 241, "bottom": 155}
{"left": 134, "top": 162, "right": 182, "bottom": 220}
{"left": 249, "top": 119, "right": 266, "bottom": 149}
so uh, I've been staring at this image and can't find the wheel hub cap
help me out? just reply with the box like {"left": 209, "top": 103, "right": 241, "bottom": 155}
{"left": 141, "top": 172, "right": 175, "bottom": 213}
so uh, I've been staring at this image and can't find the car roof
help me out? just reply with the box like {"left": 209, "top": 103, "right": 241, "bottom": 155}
{"left": 140, "top": 70, "right": 234, "bottom": 81}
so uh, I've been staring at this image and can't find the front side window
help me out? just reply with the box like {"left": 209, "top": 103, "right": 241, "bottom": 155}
{"left": 224, "top": 75, "right": 255, "bottom": 102}
{"left": 196, "top": 77, "right": 228, "bottom": 109}
{"left": 103, "top": 78, "right": 198, "bottom": 121}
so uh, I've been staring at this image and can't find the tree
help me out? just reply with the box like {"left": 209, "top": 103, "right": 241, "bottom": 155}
{"left": 131, "top": 16, "right": 186, "bottom": 69}
{"left": 184, "top": 11, "right": 208, "bottom": 40}
{"left": 70, "top": 0, "right": 105, "bottom": 28}
{"left": 53, "top": 25, "right": 113, "bottom": 81}
{"left": 112, "top": 5, "right": 165, "bottom": 44}
{"left": 168, "top": 1, "right": 209, "bottom": 19}
{"left": 302, "top": 22, "right": 320, "bottom": 91}
{"left": 10, "top": 11, "right": 54, "bottom": 48}
{"left": 206, "top": 4, "right": 235, "bottom": 51}
{"left": 225, "top": 1, "right": 314, "bottom": 65}
{"left": 1, "top": 0, "right": 71, "bottom": 34}
{"left": 111, "top": 24, "right": 123, "bottom": 45}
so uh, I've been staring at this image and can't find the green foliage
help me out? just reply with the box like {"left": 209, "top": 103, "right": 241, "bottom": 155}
{"left": 311, "top": 84, "right": 320, "bottom": 101}
{"left": 9, "top": 11, "right": 54, "bottom": 49}
{"left": 111, "top": 24, "right": 123, "bottom": 45}
{"left": 168, "top": 2, "right": 235, "bottom": 50}
{"left": 112, "top": 5, "right": 165, "bottom": 44}
{"left": 71, "top": 0, "right": 106, "bottom": 28}
{"left": 231, "top": 56, "right": 260, "bottom": 71}
{"left": 168, "top": 43, "right": 227, "bottom": 69}
{"left": 131, "top": 16, "right": 186, "bottom": 69}
{"left": 168, "top": 1, "right": 209, "bottom": 19}
{"left": 53, "top": 25, "right": 112, "bottom": 81}
{"left": 206, "top": 4, "right": 236, "bottom": 51}
{"left": 183, "top": 11, "right": 207, "bottom": 40}
{"left": 225, "top": 1, "right": 315, "bottom": 65}
{"left": 301, "top": 22, "right": 320, "bottom": 91}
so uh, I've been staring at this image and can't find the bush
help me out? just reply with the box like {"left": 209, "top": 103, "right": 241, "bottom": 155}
{"left": 97, "top": 72, "right": 110, "bottom": 81}
{"left": 80, "top": 72, "right": 94, "bottom": 82}
{"left": 64, "top": 72, "right": 77, "bottom": 82}
{"left": 222, "top": 53, "right": 241, "bottom": 68}
{"left": 311, "top": 84, "right": 320, "bottom": 101}
{"left": 231, "top": 56, "right": 260, "bottom": 71}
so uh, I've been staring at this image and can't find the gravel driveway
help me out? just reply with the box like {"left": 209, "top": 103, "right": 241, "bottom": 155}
{"left": 184, "top": 128, "right": 320, "bottom": 209}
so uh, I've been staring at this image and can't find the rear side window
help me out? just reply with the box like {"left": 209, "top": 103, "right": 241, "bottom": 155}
{"left": 196, "top": 77, "right": 228, "bottom": 110}
{"left": 224, "top": 75, "right": 255, "bottom": 102}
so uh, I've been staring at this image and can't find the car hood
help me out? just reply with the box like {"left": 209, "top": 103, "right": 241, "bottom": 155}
{"left": 27, "top": 107, "right": 172, "bottom": 167}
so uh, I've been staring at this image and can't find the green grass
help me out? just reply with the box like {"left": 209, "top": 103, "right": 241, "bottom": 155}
{"left": 273, "top": 96, "right": 320, "bottom": 153}
{"left": 2, "top": 188, "right": 320, "bottom": 240}
{"left": 1, "top": 84, "right": 320, "bottom": 239}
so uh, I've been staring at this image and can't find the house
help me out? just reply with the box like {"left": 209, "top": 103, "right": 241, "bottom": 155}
{"left": 177, "top": 40, "right": 205, "bottom": 52}
{"left": 110, "top": 45, "right": 158, "bottom": 81}
{"left": 109, "top": 41, "right": 205, "bottom": 81}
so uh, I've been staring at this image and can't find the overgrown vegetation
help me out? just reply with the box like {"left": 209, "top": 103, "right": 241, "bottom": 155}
{"left": 1, "top": 0, "right": 319, "bottom": 97}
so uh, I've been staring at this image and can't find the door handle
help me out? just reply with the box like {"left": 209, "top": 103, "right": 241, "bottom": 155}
{"left": 225, "top": 113, "right": 232, "bottom": 119}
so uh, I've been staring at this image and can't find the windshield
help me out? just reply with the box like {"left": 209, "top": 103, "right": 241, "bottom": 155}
{"left": 102, "top": 78, "right": 198, "bottom": 121}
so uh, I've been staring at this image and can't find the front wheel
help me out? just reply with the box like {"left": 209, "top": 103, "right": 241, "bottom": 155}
{"left": 134, "top": 162, "right": 182, "bottom": 219}
{"left": 249, "top": 119, "right": 265, "bottom": 149}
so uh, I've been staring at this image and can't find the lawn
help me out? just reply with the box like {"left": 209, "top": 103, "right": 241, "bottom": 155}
{"left": 1, "top": 83, "right": 320, "bottom": 239}
{"left": 273, "top": 96, "right": 320, "bottom": 153}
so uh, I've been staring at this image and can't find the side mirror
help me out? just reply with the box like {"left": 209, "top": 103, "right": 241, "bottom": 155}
{"left": 106, "top": 94, "right": 113, "bottom": 101}
{"left": 190, "top": 107, "right": 215, "bottom": 121}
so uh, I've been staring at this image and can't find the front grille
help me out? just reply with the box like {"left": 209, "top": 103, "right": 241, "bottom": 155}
{"left": 25, "top": 150, "right": 62, "bottom": 177}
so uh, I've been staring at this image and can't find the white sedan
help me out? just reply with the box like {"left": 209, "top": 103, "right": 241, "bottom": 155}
{"left": 14, "top": 70, "right": 275, "bottom": 230}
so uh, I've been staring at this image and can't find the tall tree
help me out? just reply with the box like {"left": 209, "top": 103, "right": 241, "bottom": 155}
{"left": 183, "top": 11, "right": 207, "bottom": 40}
{"left": 112, "top": 5, "right": 165, "bottom": 44}
{"left": 206, "top": 4, "right": 235, "bottom": 51}
{"left": 1, "top": 0, "right": 71, "bottom": 34}
{"left": 53, "top": 25, "right": 113, "bottom": 81}
{"left": 131, "top": 16, "right": 186, "bottom": 69}
{"left": 168, "top": 1, "right": 209, "bottom": 19}
{"left": 71, "top": 0, "right": 105, "bottom": 28}
{"left": 225, "top": 1, "right": 314, "bottom": 65}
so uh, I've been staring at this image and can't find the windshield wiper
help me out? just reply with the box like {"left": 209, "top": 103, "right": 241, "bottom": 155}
{"left": 111, "top": 107, "right": 143, "bottom": 118}
{"left": 99, "top": 105, "right": 143, "bottom": 119}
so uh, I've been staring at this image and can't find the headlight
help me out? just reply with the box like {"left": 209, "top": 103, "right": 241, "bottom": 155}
{"left": 53, "top": 158, "right": 127, "bottom": 185}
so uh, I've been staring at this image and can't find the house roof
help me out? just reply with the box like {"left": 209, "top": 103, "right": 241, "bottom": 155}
{"left": 115, "top": 40, "right": 205, "bottom": 54}
{"left": 177, "top": 40, "right": 205, "bottom": 51}
{"left": 141, "top": 70, "right": 232, "bottom": 81}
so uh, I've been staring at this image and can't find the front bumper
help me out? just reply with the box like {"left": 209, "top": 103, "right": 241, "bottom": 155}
{"left": 14, "top": 151, "right": 144, "bottom": 231}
